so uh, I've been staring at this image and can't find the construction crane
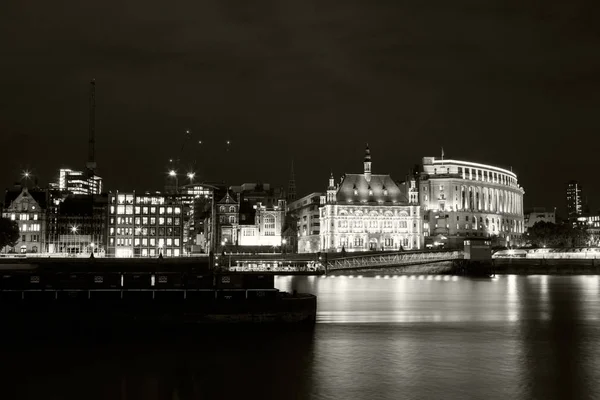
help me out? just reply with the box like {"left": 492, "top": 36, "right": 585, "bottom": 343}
{"left": 169, "top": 132, "right": 232, "bottom": 175}
{"left": 86, "top": 79, "right": 96, "bottom": 176}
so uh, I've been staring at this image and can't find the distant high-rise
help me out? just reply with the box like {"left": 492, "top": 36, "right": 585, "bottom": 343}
{"left": 58, "top": 168, "right": 102, "bottom": 195}
{"left": 566, "top": 180, "right": 583, "bottom": 220}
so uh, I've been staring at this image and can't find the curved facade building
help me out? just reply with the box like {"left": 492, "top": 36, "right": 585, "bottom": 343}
{"left": 419, "top": 157, "right": 525, "bottom": 247}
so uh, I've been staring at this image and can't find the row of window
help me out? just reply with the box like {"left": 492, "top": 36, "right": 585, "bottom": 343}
{"left": 109, "top": 217, "right": 181, "bottom": 226}
{"left": 337, "top": 220, "right": 409, "bottom": 229}
{"left": 20, "top": 234, "right": 40, "bottom": 242}
{"left": 20, "top": 223, "right": 41, "bottom": 232}
{"left": 110, "top": 205, "right": 182, "bottom": 215}
{"left": 109, "top": 237, "right": 181, "bottom": 246}
{"left": 109, "top": 227, "right": 182, "bottom": 237}
{"left": 10, "top": 213, "right": 39, "bottom": 221}
{"left": 337, "top": 237, "right": 412, "bottom": 248}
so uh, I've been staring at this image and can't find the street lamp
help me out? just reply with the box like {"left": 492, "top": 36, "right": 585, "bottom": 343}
{"left": 71, "top": 226, "right": 78, "bottom": 256}
{"left": 187, "top": 172, "right": 195, "bottom": 184}
{"left": 282, "top": 238, "right": 287, "bottom": 254}
{"left": 168, "top": 169, "right": 178, "bottom": 193}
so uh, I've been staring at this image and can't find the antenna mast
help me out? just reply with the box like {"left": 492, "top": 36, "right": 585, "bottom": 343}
{"left": 86, "top": 79, "right": 97, "bottom": 174}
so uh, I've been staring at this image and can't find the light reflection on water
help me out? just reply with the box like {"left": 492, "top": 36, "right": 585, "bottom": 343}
{"left": 276, "top": 274, "right": 600, "bottom": 400}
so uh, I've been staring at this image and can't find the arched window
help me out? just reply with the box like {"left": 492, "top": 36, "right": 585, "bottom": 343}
{"left": 229, "top": 206, "right": 236, "bottom": 213}
{"left": 229, "top": 216, "right": 236, "bottom": 224}
{"left": 219, "top": 206, "right": 225, "bottom": 212}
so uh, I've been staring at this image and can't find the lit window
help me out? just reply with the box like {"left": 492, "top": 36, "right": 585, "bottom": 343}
{"left": 33, "top": 214, "right": 38, "bottom": 221}
{"left": 10, "top": 214, "right": 15, "bottom": 220}
{"left": 159, "top": 218, "right": 165, "bottom": 225}
{"left": 175, "top": 238, "right": 180, "bottom": 246}
{"left": 167, "top": 207, "right": 173, "bottom": 214}
{"left": 174, "top": 207, "right": 181, "bottom": 214}
{"left": 166, "top": 238, "right": 172, "bottom": 246}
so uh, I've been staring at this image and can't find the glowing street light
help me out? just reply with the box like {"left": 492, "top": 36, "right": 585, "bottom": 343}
{"left": 71, "top": 226, "right": 78, "bottom": 234}
{"left": 169, "top": 170, "right": 177, "bottom": 177}
{"left": 187, "top": 172, "right": 195, "bottom": 182}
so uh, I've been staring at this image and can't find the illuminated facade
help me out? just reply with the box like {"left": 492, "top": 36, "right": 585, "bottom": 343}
{"left": 288, "top": 192, "right": 324, "bottom": 253}
{"left": 320, "top": 146, "right": 423, "bottom": 252}
{"left": 58, "top": 168, "right": 103, "bottom": 195}
{"left": 577, "top": 215, "right": 600, "bottom": 246}
{"left": 179, "top": 183, "right": 216, "bottom": 253}
{"left": 419, "top": 157, "right": 525, "bottom": 247}
{"left": 1, "top": 187, "right": 47, "bottom": 254}
{"left": 214, "top": 184, "right": 287, "bottom": 249}
{"left": 566, "top": 180, "right": 585, "bottom": 221}
{"left": 107, "top": 192, "right": 184, "bottom": 257}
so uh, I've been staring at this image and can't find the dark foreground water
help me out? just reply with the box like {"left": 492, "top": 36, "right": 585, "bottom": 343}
{"left": 2, "top": 274, "right": 600, "bottom": 400}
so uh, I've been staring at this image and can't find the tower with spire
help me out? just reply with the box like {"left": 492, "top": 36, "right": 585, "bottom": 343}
{"left": 287, "top": 160, "right": 296, "bottom": 203}
{"left": 327, "top": 172, "right": 337, "bottom": 203}
{"left": 364, "top": 144, "right": 372, "bottom": 183}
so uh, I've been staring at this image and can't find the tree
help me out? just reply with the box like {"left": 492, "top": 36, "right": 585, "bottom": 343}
{"left": 0, "top": 218, "right": 20, "bottom": 251}
{"left": 527, "top": 221, "right": 590, "bottom": 248}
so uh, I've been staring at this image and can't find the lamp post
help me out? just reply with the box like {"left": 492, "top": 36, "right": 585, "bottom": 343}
{"left": 282, "top": 238, "right": 287, "bottom": 254}
{"left": 71, "top": 226, "right": 78, "bottom": 256}
{"left": 169, "top": 170, "right": 178, "bottom": 194}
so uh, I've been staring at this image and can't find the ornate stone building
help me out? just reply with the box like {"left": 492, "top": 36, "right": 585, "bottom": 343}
{"left": 215, "top": 185, "right": 286, "bottom": 249}
{"left": 320, "top": 146, "right": 422, "bottom": 252}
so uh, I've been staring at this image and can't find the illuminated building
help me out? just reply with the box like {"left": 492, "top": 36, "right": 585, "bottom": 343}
{"left": 288, "top": 192, "right": 324, "bottom": 253}
{"left": 1, "top": 187, "right": 47, "bottom": 254}
{"left": 320, "top": 145, "right": 423, "bottom": 252}
{"left": 179, "top": 183, "right": 220, "bottom": 254}
{"left": 566, "top": 180, "right": 586, "bottom": 221}
{"left": 214, "top": 183, "right": 287, "bottom": 249}
{"left": 524, "top": 208, "right": 556, "bottom": 230}
{"left": 58, "top": 168, "right": 103, "bottom": 195}
{"left": 577, "top": 215, "right": 600, "bottom": 246}
{"left": 107, "top": 192, "right": 184, "bottom": 257}
{"left": 419, "top": 156, "right": 525, "bottom": 247}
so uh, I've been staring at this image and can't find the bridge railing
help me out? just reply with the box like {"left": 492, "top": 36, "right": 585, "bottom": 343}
{"left": 326, "top": 250, "right": 463, "bottom": 271}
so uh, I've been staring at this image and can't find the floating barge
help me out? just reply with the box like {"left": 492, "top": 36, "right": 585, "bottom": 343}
{"left": 0, "top": 263, "right": 316, "bottom": 326}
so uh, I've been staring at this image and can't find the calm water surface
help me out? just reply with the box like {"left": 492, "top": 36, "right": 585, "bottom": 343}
{"left": 2, "top": 274, "right": 600, "bottom": 400}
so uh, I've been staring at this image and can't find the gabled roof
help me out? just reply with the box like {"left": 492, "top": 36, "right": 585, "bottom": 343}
{"left": 217, "top": 191, "right": 238, "bottom": 205}
{"left": 336, "top": 173, "right": 408, "bottom": 204}
{"left": 4, "top": 188, "right": 47, "bottom": 210}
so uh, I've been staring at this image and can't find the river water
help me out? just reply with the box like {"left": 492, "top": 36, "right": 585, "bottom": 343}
{"left": 2, "top": 274, "right": 600, "bottom": 399}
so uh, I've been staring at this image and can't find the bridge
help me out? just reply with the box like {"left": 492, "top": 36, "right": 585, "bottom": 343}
{"left": 324, "top": 250, "right": 463, "bottom": 273}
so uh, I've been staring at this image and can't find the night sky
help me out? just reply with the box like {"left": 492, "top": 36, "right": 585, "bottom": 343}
{"left": 1, "top": 0, "right": 599, "bottom": 215}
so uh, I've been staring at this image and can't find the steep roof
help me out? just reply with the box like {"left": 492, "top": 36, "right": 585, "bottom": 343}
{"left": 3, "top": 188, "right": 48, "bottom": 210}
{"left": 217, "top": 191, "right": 237, "bottom": 205}
{"left": 336, "top": 173, "right": 408, "bottom": 204}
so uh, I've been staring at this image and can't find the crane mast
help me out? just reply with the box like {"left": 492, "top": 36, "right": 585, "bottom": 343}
{"left": 86, "top": 79, "right": 96, "bottom": 174}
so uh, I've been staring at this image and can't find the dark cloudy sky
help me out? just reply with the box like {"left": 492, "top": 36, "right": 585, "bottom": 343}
{"left": 1, "top": 0, "right": 599, "bottom": 215}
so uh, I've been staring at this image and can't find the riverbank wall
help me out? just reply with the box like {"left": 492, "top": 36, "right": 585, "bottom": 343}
{"left": 492, "top": 258, "right": 600, "bottom": 275}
